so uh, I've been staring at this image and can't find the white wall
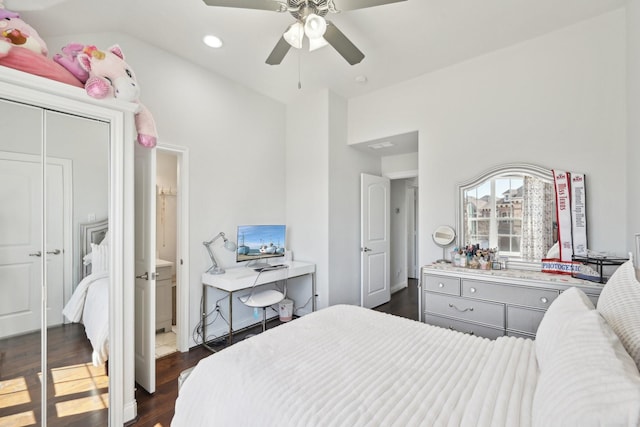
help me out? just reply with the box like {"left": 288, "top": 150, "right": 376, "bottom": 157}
{"left": 627, "top": 0, "right": 640, "bottom": 265}
{"left": 348, "top": 10, "right": 627, "bottom": 266}
{"left": 45, "top": 32, "right": 288, "bottom": 335}
{"left": 327, "top": 91, "right": 381, "bottom": 305}
{"left": 285, "top": 90, "right": 330, "bottom": 309}
{"left": 381, "top": 153, "right": 419, "bottom": 176}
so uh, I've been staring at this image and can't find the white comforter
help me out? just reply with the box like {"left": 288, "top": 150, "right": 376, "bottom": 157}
{"left": 173, "top": 305, "right": 538, "bottom": 427}
{"left": 62, "top": 272, "right": 109, "bottom": 366}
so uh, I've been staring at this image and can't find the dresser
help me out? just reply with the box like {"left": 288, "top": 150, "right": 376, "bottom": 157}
{"left": 420, "top": 264, "right": 604, "bottom": 339}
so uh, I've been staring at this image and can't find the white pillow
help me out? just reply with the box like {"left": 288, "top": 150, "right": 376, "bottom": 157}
{"left": 100, "top": 230, "right": 109, "bottom": 246}
{"left": 90, "top": 242, "right": 109, "bottom": 274}
{"left": 597, "top": 260, "right": 640, "bottom": 370}
{"left": 532, "top": 308, "right": 640, "bottom": 426}
{"left": 535, "top": 286, "right": 594, "bottom": 370}
{"left": 83, "top": 231, "right": 109, "bottom": 267}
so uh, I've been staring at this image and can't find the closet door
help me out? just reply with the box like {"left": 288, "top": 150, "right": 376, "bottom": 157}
{"left": 0, "top": 98, "right": 45, "bottom": 424}
{"left": 45, "top": 110, "right": 109, "bottom": 426}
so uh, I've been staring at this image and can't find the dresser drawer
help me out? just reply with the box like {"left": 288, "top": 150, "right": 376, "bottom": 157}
{"left": 506, "top": 306, "right": 545, "bottom": 335}
{"left": 425, "top": 292, "right": 505, "bottom": 328}
{"left": 462, "top": 280, "right": 558, "bottom": 310}
{"left": 425, "top": 314, "right": 504, "bottom": 340}
{"left": 423, "top": 274, "right": 460, "bottom": 296}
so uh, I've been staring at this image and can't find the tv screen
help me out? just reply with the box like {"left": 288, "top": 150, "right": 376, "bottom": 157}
{"left": 236, "top": 224, "right": 286, "bottom": 264}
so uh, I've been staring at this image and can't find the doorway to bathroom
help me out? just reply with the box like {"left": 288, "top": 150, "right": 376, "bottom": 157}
{"left": 154, "top": 146, "right": 189, "bottom": 358}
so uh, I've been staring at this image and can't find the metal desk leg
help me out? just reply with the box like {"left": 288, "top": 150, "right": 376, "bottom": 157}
{"left": 311, "top": 272, "right": 316, "bottom": 312}
{"left": 228, "top": 290, "right": 233, "bottom": 345}
{"left": 202, "top": 284, "right": 207, "bottom": 344}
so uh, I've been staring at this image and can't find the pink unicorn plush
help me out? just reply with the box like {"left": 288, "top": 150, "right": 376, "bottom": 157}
{"left": 0, "top": 8, "right": 47, "bottom": 57}
{"left": 77, "top": 44, "right": 157, "bottom": 148}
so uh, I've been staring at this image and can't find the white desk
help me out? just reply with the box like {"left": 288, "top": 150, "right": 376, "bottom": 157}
{"left": 201, "top": 261, "right": 316, "bottom": 348}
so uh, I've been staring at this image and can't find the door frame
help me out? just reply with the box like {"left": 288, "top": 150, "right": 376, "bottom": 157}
{"left": 155, "top": 143, "right": 190, "bottom": 352}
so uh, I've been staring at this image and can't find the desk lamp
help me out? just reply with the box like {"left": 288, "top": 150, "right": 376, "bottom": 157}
{"left": 203, "top": 232, "right": 237, "bottom": 274}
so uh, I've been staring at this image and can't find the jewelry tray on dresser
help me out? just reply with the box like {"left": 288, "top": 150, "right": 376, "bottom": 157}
{"left": 420, "top": 264, "right": 604, "bottom": 339}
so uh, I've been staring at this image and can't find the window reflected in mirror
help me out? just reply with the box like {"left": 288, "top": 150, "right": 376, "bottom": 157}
{"left": 459, "top": 164, "right": 557, "bottom": 266}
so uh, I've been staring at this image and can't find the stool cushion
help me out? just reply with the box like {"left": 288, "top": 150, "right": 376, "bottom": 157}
{"left": 242, "top": 289, "right": 285, "bottom": 308}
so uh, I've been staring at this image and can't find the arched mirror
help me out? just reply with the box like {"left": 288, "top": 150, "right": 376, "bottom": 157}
{"left": 457, "top": 163, "right": 557, "bottom": 270}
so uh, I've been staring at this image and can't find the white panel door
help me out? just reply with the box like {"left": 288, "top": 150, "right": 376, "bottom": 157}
{"left": 134, "top": 142, "right": 156, "bottom": 393}
{"left": 361, "top": 173, "right": 391, "bottom": 308}
{"left": 0, "top": 152, "right": 66, "bottom": 337}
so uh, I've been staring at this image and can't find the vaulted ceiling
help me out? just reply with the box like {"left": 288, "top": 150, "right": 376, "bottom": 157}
{"left": 13, "top": 0, "right": 628, "bottom": 104}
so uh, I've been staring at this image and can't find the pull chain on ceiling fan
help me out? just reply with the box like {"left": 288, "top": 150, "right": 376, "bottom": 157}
{"left": 202, "top": 0, "right": 408, "bottom": 65}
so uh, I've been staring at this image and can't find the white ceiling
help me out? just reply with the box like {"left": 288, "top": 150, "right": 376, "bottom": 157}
{"left": 10, "top": 0, "right": 627, "bottom": 105}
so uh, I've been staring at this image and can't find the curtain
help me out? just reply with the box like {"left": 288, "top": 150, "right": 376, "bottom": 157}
{"left": 521, "top": 176, "right": 555, "bottom": 260}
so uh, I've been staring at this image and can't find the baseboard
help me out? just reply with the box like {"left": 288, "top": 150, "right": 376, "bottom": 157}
{"left": 391, "top": 280, "right": 408, "bottom": 294}
{"left": 123, "top": 399, "right": 137, "bottom": 424}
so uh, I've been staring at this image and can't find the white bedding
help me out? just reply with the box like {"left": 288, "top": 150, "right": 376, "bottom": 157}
{"left": 62, "top": 272, "right": 109, "bottom": 366}
{"left": 172, "top": 305, "right": 538, "bottom": 427}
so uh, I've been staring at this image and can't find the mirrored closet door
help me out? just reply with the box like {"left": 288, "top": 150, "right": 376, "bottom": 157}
{"left": 0, "top": 98, "right": 110, "bottom": 426}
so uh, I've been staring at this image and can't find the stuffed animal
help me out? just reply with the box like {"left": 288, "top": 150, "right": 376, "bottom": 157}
{"left": 0, "top": 8, "right": 47, "bottom": 57}
{"left": 77, "top": 44, "right": 157, "bottom": 148}
{"left": 52, "top": 42, "right": 89, "bottom": 82}
{"left": 0, "top": 7, "right": 83, "bottom": 87}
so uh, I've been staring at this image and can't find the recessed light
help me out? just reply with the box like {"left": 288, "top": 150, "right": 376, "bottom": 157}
{"left": 355, "top": 75, "right": 368, "bottom": 84}
{"left": 203, "top": 35, "right": 223, "bottom": 48}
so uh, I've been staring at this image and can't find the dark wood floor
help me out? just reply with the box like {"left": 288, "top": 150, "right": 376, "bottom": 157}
{"left": 0, "top": 278, "right": 418, "bottom": 427}
{"left": 0, "top": 323, "right": 109, "bottom": 427}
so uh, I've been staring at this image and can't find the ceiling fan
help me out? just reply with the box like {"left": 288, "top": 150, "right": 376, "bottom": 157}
{"left": 202, "top": 0, "right": 407, "bottom": 65}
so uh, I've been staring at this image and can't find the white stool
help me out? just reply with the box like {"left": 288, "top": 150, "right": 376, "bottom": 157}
{"left": 241, "top": 289, "right": 285, "bottom": 332}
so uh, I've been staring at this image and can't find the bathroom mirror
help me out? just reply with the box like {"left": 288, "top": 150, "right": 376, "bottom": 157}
{"left": 457, "top": 163, "right": 557, "bottom": 270}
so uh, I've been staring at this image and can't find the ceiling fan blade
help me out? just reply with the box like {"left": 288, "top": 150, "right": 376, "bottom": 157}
{"left": 334, "top": 0, "right": 407, "bottom": 11}
{"left": 323, "top": 22, "right": 364, "bottom": 65}
{"left": 202, "top": 0, "right": 283, "bottom": 11}
{"left": 266, "top": 36, "right": 292, "bottom": 65}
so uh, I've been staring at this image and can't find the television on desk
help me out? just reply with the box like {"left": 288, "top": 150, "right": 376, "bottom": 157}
{"left": 236, "top": 225, "right": 286, "bottom": 267}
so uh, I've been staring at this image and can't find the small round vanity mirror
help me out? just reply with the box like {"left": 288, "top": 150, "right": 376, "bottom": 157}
{"left": 432, "top": 225, "right": 456, "bottom": 263}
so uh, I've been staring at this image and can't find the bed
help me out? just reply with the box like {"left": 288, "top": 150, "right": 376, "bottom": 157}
{"left": 62, "top": 218, "right": 110, "bottom": 366}
{"left": 172, "top": 261, "right": 640, "bottom": 427}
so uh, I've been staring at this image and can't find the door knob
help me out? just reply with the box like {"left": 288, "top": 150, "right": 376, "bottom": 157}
{"left": 136, "top": 272, "right": 149, "bottom": 280}
{"left": 361, "top": 247, "right": 372, "bottom": 252}
{"left": 29, "top": 251, "right": 42, "bottom": 257}
{"left": 47, "top": 249, "right": 61, "bottom": 255}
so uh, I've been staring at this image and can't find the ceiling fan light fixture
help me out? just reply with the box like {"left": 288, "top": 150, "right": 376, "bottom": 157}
{"left": 304, "top": 13, "right": 327, "bottom": 40}
{"left": 283, "top": 21, "right": 304, "bottom": 49}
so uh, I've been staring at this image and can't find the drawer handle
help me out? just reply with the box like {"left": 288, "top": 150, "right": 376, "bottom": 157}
{"left": 449, "top": 303, "right": 474, "bottom": 313}
{"left": 448, "top": 326, "right": 475, "bottom": 336}
{"left": 438, "top": 283, "right": 444, "bottom": 288}
{"left": 540, "top": 297, "right": 549, "bottom": 304}
{"left": 469, "top": 287, "right": 476, "bottom": 293}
